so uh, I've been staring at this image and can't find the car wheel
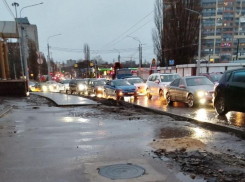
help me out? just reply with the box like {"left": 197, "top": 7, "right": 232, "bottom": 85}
{"left": 214, "top": 96, "right": 228, "bottom": 115}
{"left": 166, "top": 93, "right": 173, "bottom": 105}
{"left": 159, "top": 89, "right": 163, "bottom": 97}
{"left": 146, "top": 89, "right": 152, "bottom": 100}
{"left": 187, "top": 94, "right": 195, "bottom": 108}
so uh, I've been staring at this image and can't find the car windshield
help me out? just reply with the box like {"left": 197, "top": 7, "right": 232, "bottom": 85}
{"left": 160, "top": 74, "right": 180, "bottom": 82}
{"left": 186, "top": 77, "right": 214, "bottom": 86}
{"left": 77, "top": 80, "right": 85, "bottom": 84}
{"left": 127, "top": 78, "right": 144, "bottom": 84}
{"left": 210, "top": 74, "right": 222, "bottom": 82}
{"left": 114, "top": 80, "right": 131, "bottom": 86}
{"left": 94, "top": 80, "right": 106, "bottom": 86}
{"left": 63, "top": 80, "right": 70, "bottom": 84}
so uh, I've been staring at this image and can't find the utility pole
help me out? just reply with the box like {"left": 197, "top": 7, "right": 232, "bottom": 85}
{"left": 12, "top": 2, "right": 20, "bottom": 79}
{"left": 12, "top": 2, "right": 19, "bottom": 18}
{"left": 47, "top": 34, "right": 61, "bottom": 81}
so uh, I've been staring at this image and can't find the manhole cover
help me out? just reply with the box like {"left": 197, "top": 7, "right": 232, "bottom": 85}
{"left": 98, "top": 163, "right": 145, "bottom": 180}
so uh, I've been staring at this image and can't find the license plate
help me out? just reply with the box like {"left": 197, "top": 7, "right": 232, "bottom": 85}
{"left": 128, "top": 92, "right": 134, "bottom": 94}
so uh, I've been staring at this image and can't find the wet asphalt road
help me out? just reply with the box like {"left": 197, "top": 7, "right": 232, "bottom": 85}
{"left": 124, "top": 95, "right": 245, "bottom": 129}
{"left": 1, "top": 96, "right": 245, "bottom": 182}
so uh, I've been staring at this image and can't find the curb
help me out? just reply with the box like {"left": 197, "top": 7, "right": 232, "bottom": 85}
{"left": 33, "top": 93, "right": 245, "bottom": 139}
{"left": 80, "top": 95, "right": 245, "bottom": 139}
{"left": 0, "top": 106, "right": 13, "bottom": 118}
{"left": 131, "top": 104, "right": 245, "bottom": 139}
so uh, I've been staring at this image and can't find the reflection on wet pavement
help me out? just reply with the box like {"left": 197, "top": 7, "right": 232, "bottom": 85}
{"left": 127, "top": 96, "right": 245, "bottom": 128}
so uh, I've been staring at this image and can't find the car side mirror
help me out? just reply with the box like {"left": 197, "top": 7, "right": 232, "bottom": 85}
{"left": 179, "top": 85, "right": 185, "bottom": 88}
{"left": 155, "top": 80, "right": 160, "bottom": 84}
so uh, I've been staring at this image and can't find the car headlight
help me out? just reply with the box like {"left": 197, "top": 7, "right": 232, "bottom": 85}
{"left": 42, "top": 86, "right": 47, "bottom": 91}
{"left": 78, "top": 84, "right": 84, "bottom": 90}
{"left": 118, "top": 90, "right": 123, "bottom": 96}
{"left": 49, "top": 85, "right": 53, "bottom": 90}
{"left": 197, "top": 91, "right": 208, "bottom": 97}
{"left": 197, "top": 91, "right": 205, "bottom": 97}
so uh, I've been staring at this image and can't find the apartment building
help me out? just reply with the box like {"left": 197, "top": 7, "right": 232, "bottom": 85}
{"left": 202, "top": 0, "right": 245, "bottom": 62}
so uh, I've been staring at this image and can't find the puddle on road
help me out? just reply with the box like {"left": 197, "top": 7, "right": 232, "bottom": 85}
{"left": 176, "top": 172, "right": 206, "bottom": 182}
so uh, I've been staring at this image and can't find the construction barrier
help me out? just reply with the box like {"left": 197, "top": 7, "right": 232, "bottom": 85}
{"left": 0, "top": 80, "right": 28, "bottom": 97}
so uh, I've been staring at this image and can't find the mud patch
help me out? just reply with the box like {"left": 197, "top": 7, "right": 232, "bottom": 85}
{"left": 151, "top": 137, "right": 206, "bottom": 152}
{"left": 159, "top": 127, "right": 194, "bottom": 139}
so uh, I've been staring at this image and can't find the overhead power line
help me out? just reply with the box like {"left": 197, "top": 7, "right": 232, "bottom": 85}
{"left": 99, "top": 10, "right": 154, "bottom": 50}
{"left": 2, "top": 0, "right": 15, "bottom": 19}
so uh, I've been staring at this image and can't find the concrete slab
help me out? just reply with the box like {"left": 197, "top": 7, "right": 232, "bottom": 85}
{"left": 31, "top": 92, "right": 99, "bottom": 106}
{"left": 84, "top": 159, "right": 167, "bottom": 182}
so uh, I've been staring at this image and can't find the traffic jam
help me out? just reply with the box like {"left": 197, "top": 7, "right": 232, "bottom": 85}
{"left": 29, "top": 63, "right": 245, "bottom": 122}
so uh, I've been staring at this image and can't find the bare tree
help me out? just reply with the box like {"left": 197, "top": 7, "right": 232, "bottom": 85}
{"left": 83, "top": 43, "right": 90, "bottom": 77}
{"left": 83, "top": 43, "right": 90, "bottom": 61}
{"left": 152, "top": 0, "right": 201, "bottom": 66}
{"left": 152, "top": 0, "right": 164, "bottom": 66}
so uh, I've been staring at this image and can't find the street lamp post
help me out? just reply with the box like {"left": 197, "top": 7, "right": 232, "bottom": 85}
{"left": 185, "top": 8, "right": 202, "bottom": 76}
{"left": 127, "top": 36, "right": 142, "bottom": 77}
{"left": 114, "top": 48, "right": 120, "bottom": 63}
{"left": 19, "top": 2, "right": 43, "bottom": 81}
{"left": 47, "top": 34, "right": 61, "bottom": 81}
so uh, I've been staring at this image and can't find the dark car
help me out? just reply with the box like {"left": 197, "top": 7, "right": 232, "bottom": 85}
{"left": 69, "top": 79, "right": 87, "bottom": 95}
{"left": 104, "top": 79, "right": 137, "bottom": 100}
{"left": 199, "top": 72, "right": 223, "bottom": 83}
{"left": 214, "top": 68, "right": 245, "bottom": 115}
{"left": 87, "top": 79, "right": 106, "bottom": 96}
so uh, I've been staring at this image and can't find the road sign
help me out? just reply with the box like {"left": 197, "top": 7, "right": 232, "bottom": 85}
{"left": 37, "top": 58, "right": 43, "bottom": 64}
{"left": 169, "top": 60, "right": 174, "bottom": 66}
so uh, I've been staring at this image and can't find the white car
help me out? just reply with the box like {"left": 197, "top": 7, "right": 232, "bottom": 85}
{"left": 124, "top": 77, "right": 146, "bottom": 95}
{"left": 146, "top": 73, "right": 181, "bottom": 99}
{"left": 46, "top": 81, "right": 59, "bottom": 92}
{"left": 58, "top": 80, "right": 71, "bottom": 93}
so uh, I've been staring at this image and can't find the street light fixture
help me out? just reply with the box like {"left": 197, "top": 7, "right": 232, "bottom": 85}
{"left": 127, "top": 36, "right": 142, "bottom": 77}
{"left": 47, "top": 34, "right": 61, "bottom": 81}
{"left": 20, "top": 3, "right": 43, "bottom": 18}
{"left": 114, "top": 48, "right": 120, "bottom": 63}
{"left": 185, "top": 8, "right": 202, "bottom": 76}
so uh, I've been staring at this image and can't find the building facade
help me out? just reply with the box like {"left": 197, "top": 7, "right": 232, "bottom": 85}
{"left": 202, "top": 0, "right": 245, "bottom": 62}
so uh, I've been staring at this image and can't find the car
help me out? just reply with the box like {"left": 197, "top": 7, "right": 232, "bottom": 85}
{"left": 87, "top": 79, "right": 107, "bottom": 96}
{"left": 30, "top": 82, "right": 42, "bottom": 92}
{"left": 214, "top": 68, "right": 245, "bottom": 115}
{"left": 103, "top": 79, "right": 137, "bottom": 100}
{"left": 146, "top": 73, "right": 181, "bottom": 99}
{"left": 58, "top": 80, "right": 71, "bottom": 93}
{"left": 165, "top": 76, "right": 214, "bottom": 107}
{"left": 45, "top": 81, "right": 59, "bottom": 92}
{"left": 124, "top": 77, "right": 146, "bottom": 95}
{"left": 69, "top": 79, "right": 87, "bottom": 95}
{"left": 29, "top": 81, "right": 36, "bottom": 92}
{"left": 199, "top": 72, "right": 223, "bottom": 84}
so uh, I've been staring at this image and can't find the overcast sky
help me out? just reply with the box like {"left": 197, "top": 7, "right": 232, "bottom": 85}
{"left": 1, "top": 0, "right": 155, "bottom": 64}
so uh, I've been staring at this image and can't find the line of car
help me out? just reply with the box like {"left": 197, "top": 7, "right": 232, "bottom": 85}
{"left": 30, "top": 67, "right": 245, "bottom": 115}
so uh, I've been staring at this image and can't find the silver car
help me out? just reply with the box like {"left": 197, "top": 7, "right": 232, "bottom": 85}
{"left": 146, "top": 73, "right": 181, "bottom": 99}
{"left": 165, "top": 76, "right": 214, "bottom": 107}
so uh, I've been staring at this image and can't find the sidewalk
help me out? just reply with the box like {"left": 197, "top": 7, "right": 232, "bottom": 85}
{"left": 31, "top": 92, "right": 99, "bottom": 106}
